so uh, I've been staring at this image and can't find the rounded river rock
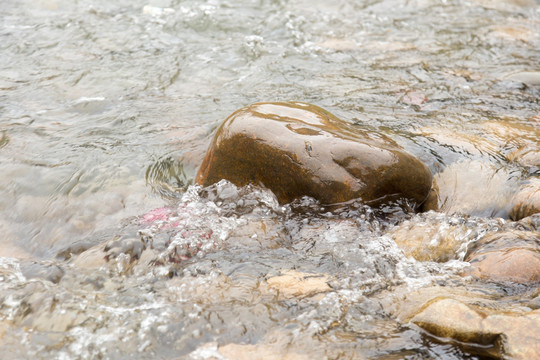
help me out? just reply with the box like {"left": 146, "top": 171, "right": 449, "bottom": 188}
{"left": 196, "top": 102, "right": 432, "bottom": 208}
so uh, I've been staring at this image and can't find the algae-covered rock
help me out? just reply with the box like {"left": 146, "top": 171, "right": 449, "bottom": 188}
{"left": 196, "top": 102, "right": 432, "bottom": 208}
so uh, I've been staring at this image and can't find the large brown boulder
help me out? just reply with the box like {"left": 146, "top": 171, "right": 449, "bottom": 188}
{"left": 196, "top": 102, "right": 432, "bottom": 208}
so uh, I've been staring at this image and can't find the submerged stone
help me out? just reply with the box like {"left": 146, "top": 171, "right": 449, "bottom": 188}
{"left": 504, "top": 71, "right": 540, "bottom": 86}
{"left": 421, "top": 160, "right": 518, "bottom": 218}
{"left": 20, "top": 261, "right": 64, "bottom": 284}
{"left": 196, "top": 102, "right": 432, "bottom": 208}
{"left": 191, "top": 341, "right": 311, "bottom": 360}
{"left": 388, "top": 212, "right": 474, "bottom": 262}
{"left": 218, "top": 343, "right": 310, "bottom": 360}
{"left": 265, "top": 270, "right": 332, "bottom": 299}
{"left": 508, "top": 145, "right": 540, "bottom": 168}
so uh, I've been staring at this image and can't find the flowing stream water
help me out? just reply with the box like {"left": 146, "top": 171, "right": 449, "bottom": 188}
{"left": 1, "top": 0, "right": 539, "bottom": 359}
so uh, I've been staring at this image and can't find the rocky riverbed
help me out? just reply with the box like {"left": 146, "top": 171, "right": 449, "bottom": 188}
{"left": 1, "top": 0, "right": 540, "bottom": 359}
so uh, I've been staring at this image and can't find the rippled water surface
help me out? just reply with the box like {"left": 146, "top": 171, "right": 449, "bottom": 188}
{"left": 1, "top": 0, "right": 539, "bottom": 358}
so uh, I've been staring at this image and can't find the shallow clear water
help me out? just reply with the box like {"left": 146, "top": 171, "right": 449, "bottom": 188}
{"left": 1, "top": 0, "right": 539, "bottom": 358}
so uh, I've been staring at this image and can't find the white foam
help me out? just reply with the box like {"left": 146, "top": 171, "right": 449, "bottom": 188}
{"left": 142, "top": 5, "right": 175, "bottom": 16}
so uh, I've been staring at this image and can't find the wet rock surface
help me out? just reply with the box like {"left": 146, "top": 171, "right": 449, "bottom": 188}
{"left": 196, "top": 102, "right": 432, "bottom": 209}
{"left": 265, "top": 270, "right": 333, "bottom": 299}
{"left": 510, "top": 177, "right": 540, "bottom": 220}
{"left": 508, "top": 145, "right": 540, "bottom": 169}
{"left": 422, "top": 160, "right": 519, "bottom": 218}
{"left": 410, "top": 298, "right": 540, "bottom": 360}
{"left": 218, "top": 343, "right": 310, "bottom": 360}
{"left": 505, "top": 71, "right": 540, "bottom": 86}
{"left": 387, "top": 282, "right": 540, "bottom": 359}
{"left": 2, "top": 0, "right": 540, "bottom": 358}
{"left": 2, "top": 181, "right": 540, "bottom": 359}
{"left": 20, "top": 261, "right": 65, "bottom": 284}
{"left": 463, "top": 230, "right": 540, "bottom": 284}
{"left": 190, "top": 342, "right": 311, "bottom": 360}
{"left": 388, "top": 212, "right": 498, "bottom": 262}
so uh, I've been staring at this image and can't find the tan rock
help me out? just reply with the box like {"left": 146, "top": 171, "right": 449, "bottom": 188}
{"left": 470, "top": 0, "right": 537, "bottom": 10}
{"left": 415, "top": 127, "right": 498, "bottom": 157}
{"left": 0, "top": 321, "right": 9, "bottom": 339}
{"left": 411, "top": 298, "right": 540, "bottom": 359}
{"left": 0, "top": 239, "right": 32, "bottom": 260}
{"left": 30, "top": 308, "right": 86, "bottom": 333}
{"left": 483, "top": 311, "right": 540, "bottom": 359}
{"left": 196, "top": 102, "right": 432, "bottom": 209}
{"left": 388, "top": 216, "right": 465, "bottom": 262}
{"left": 412, "top": 299, "right": 495, "bottom": 344}
{"left": 482, "top": 120, "right": 539, "bottom": 147}
{"left": 465, "top": 248, "right": 540, "bottom": 283}
{"left": 389, "top": 285, "right": 488, "bottom": 322}
{"left": 444, "top": 68, "right": 482, "bottom": 81}
{"left": 226, "top": 219, "right": 287, "bottom": 250}
{"left": 219, "top": 343, "right": 310, "bottom": 360}
{"left": 422, "top": 160, "right": 517, "bottom": 217}
{"left": 508, "top": 145, "right": 540, "bottom": 168}
{"left": 316, "top": 38, "right": 358, "bottom": 51}
{"left": 364, "top": 41, "right": 415, "bottom": 52}
{"left": 509, "top": 178, "right": 540, "bottom": 220}
{"left": 399, "top": 90, "right": 427, "bottom": 106}
{"left": 37, "top": 0, "right": 59, "bottom": 10}
{"left": 71, "top": 244, "right": 108, "bottom": 269}
{"left": 266, "top": 270, "right": 332, "bottom": 298}
{"left": 490, "top": 26, "right": 537, "bottom": 42}
{"left": 505, "top": 71, "right": 540, "bottom": 86}
{"left": 463, "top": 230, "right": 540, "bottom": 283}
